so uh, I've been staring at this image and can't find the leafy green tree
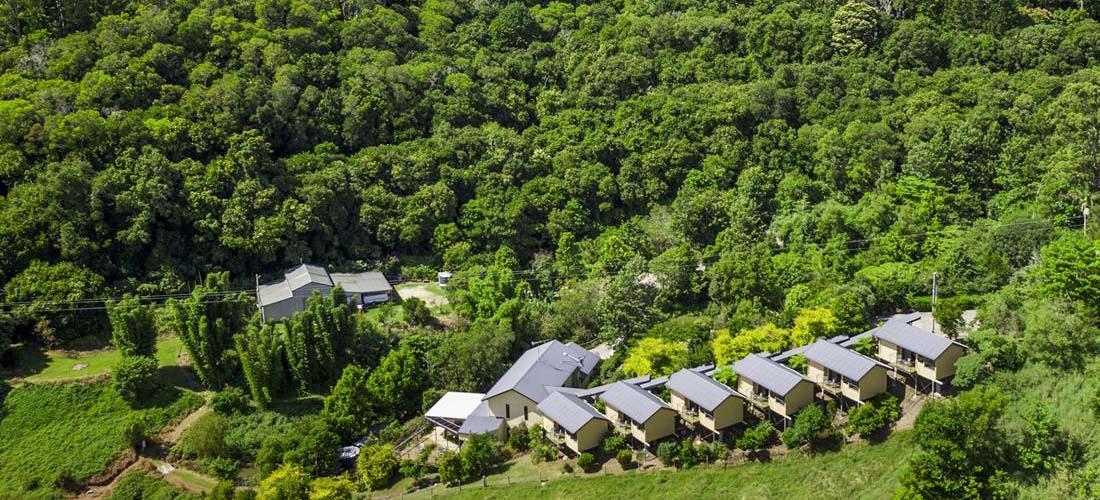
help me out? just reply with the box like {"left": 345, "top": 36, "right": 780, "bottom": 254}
{"left": 165, "top": 273, "right": 251, "bottom": 389}
{"left": 257, "top": 464, "right": 310, "bottom": 500}
{"left": 736, "top": 421, "right": 775, "bottom": 456}
{"left": 830, "top": 0, "right": 882, "bottom": 56}
{"left": 621, "top": 337, "right": 688, "bottom": 377}
{"left": 429, "top": 320, "right": 514, "bottom": 393}
{"left": 846, "top": 395, "right": 900, "bottom": 438}
{"left": 933, "top": 298, "right": 967, "bottom": 339}
{"left": 1015, "top": 403, "right": 1069, "bottom": 476}
{"left": 106, "top": 298, "right": 157, "bottom": 358}
{"left": 357, "top": 443, "right": 398, "bottom": 491}
{"left": 656, "top": 441, "right": 678, "bottom": 467}
{"left": 712, "top": 324, "right": 790, "bottom": 366}
{"left": 113, "top": 355, "right": 159, "bottom": 405}
{"left": 597, "top": 257, "right": 660, "bottom": 344}
{"left": 897, "top": 386, "right": 1012, "bottom": 499}
{"left": 4, "top": 261, "right": 108, "bottom": 346}
{"left": 789, "top": 307, "right": 839, "bottom": 346}
{"left": 367, "top": 346, "right": 427, "bottom": 422}
{"left": 1037, "top": 235, "right": 1100, "bottom": 313}
{"left": 488, "top": 2, "right": 539, "bottom": 48}
{"left": 1022, "top": 300, "right": 1098, "bottom": 370}
{"left": 322, "top": 364, "right": 373, "bottom": 440}
{"left": 541, "top": 280, "right": 603, "bottom": 344}
{"left": 179, "top": 412, "right": 228, "bottom": 460}
{"left": 285, "top": 287, "right": 353, "bottom": 392}
{"left": 402, "top": 297, "right": 431, "bottom": 326}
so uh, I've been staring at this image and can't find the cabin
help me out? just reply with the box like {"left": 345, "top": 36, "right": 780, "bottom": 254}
{"left": 482, "top": 340, "right": 600, "bottom": 427}
{"left": 537, "top": 391, "right": 611, "bottom": 454}
{"left": 872, "top": 319, "right": 967, "bottom": 388}
{"left": 424, "top": 391, "right": 505, "bottom": 443}
{"left": 256, "top": 264, "right": 392, "bottom": 321}
{"left": 802, "top": 340, "right": 889, "bottom": 404}
{"left": 733, "top": 354, "right": 815, "bottom": 423}
{"left": 599, "top": 381, "right": 677, "bottom": 446}
{"left": 666, "top": 368, "right": 745, "bottom": 434}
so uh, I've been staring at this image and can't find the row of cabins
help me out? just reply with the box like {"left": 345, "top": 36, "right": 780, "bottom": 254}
{"left": 425, "top": 317, "right": 966, "bottom": 455}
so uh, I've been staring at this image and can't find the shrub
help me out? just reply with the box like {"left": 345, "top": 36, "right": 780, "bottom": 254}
{"left": 357, "top": 443, "right": 397, "bottom": 491}
{"left": 737, "top": 421, "right": 775, "bottom": 452}
{"left": 113, "top": 356, "right": 159, "bottom": 404}
{"left": 257, "top": 464, "right": 310, "bottom": 500}
{"left": 782, "top": 405, "right": 831, "bottom": 449}
{"left": 846, "top": 395, "right": 901, "bottom": 438}
{"left": 677, "top": 438, "right": 699, "bottom": 468}
{"left": 531, "top": 443, "right": 557, "bottom": 463}
{"left": 204, "top": 457, "right": 240, "bottom": 480}
{"left": 787, "top": 353, "right": 807, "bottom": 373}
{"left": 656, "top": 441, "right": 678, "bottom": 466}
{"left": 577, "top": 452, "right": 596, "bottom": 472}
{"left": 616, "top": 449, "right": 633, "bottom": 469}
{"left": 179, "top": 412, "right": 228, "bottom": 459}
{"left": 601, "top": 432, "right": 626, "bottom": 455}
{"left": 562, "top": 462, "right": 574, "bottom": 473}
{"left": 309, "top": 476, "right": 356, "bottom": 500}
{"left": 120, "top": 416, "right": 147, "bottom": 450}
{"left": 212, "top": 387, "right": 252, "bottom": 415}
{"left": 506, "top": 424, "right": 530, "bottom": 452}
{"left": 403, "top": 297, "right": 431, "bottom": 325}
{"left": 438, "top": 433, "right": 503, "bottom": 485}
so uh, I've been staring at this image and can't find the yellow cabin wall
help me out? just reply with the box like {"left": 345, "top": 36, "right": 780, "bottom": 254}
{"left": 936, "top": 344, "right": 966, "bottom": 380}
{"left": 858, "top": 366, "right": 888, "bottom": 401}
{"left": 707, "top": 397, "right": 743, "bottom": 431}
{"left": 643, "top": 409, "right": 676, "bottom": 444}
{"left": 542, "top": 416, "right": 608, "bottom": 453}
{"left": 486, "top": 390, "right": 542, "bottom": 427}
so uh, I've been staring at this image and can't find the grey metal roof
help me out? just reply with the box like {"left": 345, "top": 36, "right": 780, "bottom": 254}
{"left": 537, "top": 391, "right": 609, "bottom": 434}
{"left": 769, "top": 345, "right": 806, "bottom": 363}
{"left": 330, "top": 271, "right": 392, "bottom": 294}
{"left": 425, "top": 392, "right": 485, "bottom": 420}
{"left": 458, "top": 415, "right": 504, "bottom": 435}
{"left": 733, "top": 354, "right": 807, "bottom": 396}
{"left": 639, "top": 376, "right": 668, "bottom": 391}
{"left": 872, "top": 320, "right": 960, "bottom": 359}
{"left": 286, "top": 264, "right": 333, "bottom": 289}
{"left": 803, "top": 340, "right": 883, "bottom": 382}
{"left": 599, "top": 381, "right": 672, "bottom": 423}
{"left": 570, "top": 375, "right": 651, "bottom": 398}
{"left": 483, "top": 341, "right": 600, "bottom": 402}
{"left": 256, "top": 281, "right": 293, "bottom": 306}
{"left": 667, "top": 369, "right": 743, "bottom": 412}
{"left": 839, "top": 330, "right": 874, "bottom": 348}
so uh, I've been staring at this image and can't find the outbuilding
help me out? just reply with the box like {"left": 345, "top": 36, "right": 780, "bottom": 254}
{"left": 872, "top": 319, "right": 966, "bottom": 391}
{"left": 733, "top": 354, "right": 815, "bottom": 424}
{"left": 802, "top": 340, "right": 889, "bottom": 405}
{"left": 667, "top": 368, "right": 745, "bottom": 434}
{"left": 537, "top": 391, "right": 611, "bottom": 454}
{"left": 598, "top": 381, "right": 677, "bottom": 446}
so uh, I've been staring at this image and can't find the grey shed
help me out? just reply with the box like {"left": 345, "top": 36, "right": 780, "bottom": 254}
{"left": 667, "top": 368, "right": 744, "bottom": 412}
{"left": 537, "top": 391, "right": 609, "bottom": 434}
{"left": 733, "top": 354, "right": 807, "bottom": 396}
{"left": 873, "top": 320, "right": 962, "bottom": 360}
{"left": 599, "top": 381, "right": 672, "bottom": 423}
{"left": 802, "top": 339, "right": 884, "bottom": 382}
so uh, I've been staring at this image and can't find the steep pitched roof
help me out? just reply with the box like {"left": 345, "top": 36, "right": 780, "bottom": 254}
{"left": 537, "top": 391, "right": 609, "bottom": 434}
{"left": 733, "top": 354, "right": 807, "bottom": 396}
{"left": 803, "top": 340, "right": 883, "bottom": 382}
{"left": 483, "top": 341, "right": 600, "bottom": 402}
{"left": 873, "top": 320, "right": 961, "bottom": 359}
{"left": 667, "top": 368, "right": 743, "bottom": 412}
{"left": 330, "top": 271, "right": 392, "bottom": 294}
{"left": 599, "top": 381, "right": 672, "bottom": 423}
{"left": 286, "top": 264, "right": 333, "bottom": 289}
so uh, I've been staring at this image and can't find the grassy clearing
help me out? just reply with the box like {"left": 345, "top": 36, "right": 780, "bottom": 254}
{"left": 165, "top": 467, "right": 220, "bottom": 493}
{"left": 402, "top": 433, "right": 913, "bottom": 500}
{"left": 0, "top": 381, "right": 203, "bottom": 499}
{"left": 110, "top": 471, "right": 199, "bottom": 500}
{"left": 9, "top": 336, "right": 186, "bottom": 383}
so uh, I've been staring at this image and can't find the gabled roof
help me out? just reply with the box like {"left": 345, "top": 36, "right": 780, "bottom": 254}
{"left": 803, "top": 340, "right": 884, "bottom": 382}
{"left": 484, "top": 341, "right": 600, "bottom": 403}
{"left": 537, "top": 391, "right": 609, "bottom": 434}
{"left": 733, "top": 354, "right": 808, "bottom": 396}
{"left": 257, "top": 281, "right": 293, "bottom": 306}
{"left": 330, "top": 271, "right": 392, "bottom": 294}
{"left": 667, "top": 368, "right": 743, "bottom": 412}
{"left": 425, "top": 392, "right": 485, "bottom": 420}
{"left": 286, "top": 264, "right": 333, "bottom": 289}
{"left": 873, "top": 320, "right": 962, "bottom": 359}
{"left": 458, "top": 415, "right": 504, "bottom": 435}
{"left": 599, "top": 381, "right": 672, "bottom": 423}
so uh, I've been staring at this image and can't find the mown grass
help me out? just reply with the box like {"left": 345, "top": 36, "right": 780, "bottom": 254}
{"left": 0, "top": 381, "right": 203, "bottom": 499}
{"left": 12, "top": 336, "right": 186, "bottom": 383}
{"left": 416, "top": 432, "right": 914, "bottom": 500}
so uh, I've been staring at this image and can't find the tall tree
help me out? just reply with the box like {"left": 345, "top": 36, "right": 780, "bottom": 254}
{"left": 106, "top": 297, "right": 157, "bottom": 358}
{"left": 165, "top": 272, "right": 251, "bottom": 388}
{"left": 235, "top": 320, "right": 286, "bottom": 408}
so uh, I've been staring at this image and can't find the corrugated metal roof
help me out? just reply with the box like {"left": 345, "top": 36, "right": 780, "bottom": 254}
{"left": 256, "top": 281, "right": 293, "bottom": 306}
{"left": 873, "top": 320, "right": 960, "bottom": 359}
{"left": 286, "top": 264, "right": 333, "bottom": 289}
{"left": 331, "top": 271, "right": 392, "bottom": 294}
{"left": 483, "top": 341, "right": 600, "bottom": 402}
{"left": 667, "top": 368, "right": 743, "bottom": 412}
{"left": 639, "top": 376, "right": 668, "bottom": 390}
{"left": 803, "top": 340, "right": 883, "bottom": 382}
{"left": 599, "top": 381, "right": 672, "bottom": 423}
{"left": 458, "top": 415, "right": 504, "bottom": 435}
{"left": 537, "top": 391, "right": 609, "bottom": 434}
{"left": 769, "top": 345, "right": 806, "bottom": 363}
{"left": 425, "top": 392, "right": 485, "bottom": 420}
{"left": 733, "top": 354, "right": 807, "bottom": 396}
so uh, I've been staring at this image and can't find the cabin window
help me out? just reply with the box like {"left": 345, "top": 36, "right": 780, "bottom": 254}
{"left": 523, "top": 406, "right": 529, "bottom": 420}
{"left": 921, "top": 356, "right": 935, "bottom": 369}
{"left": 505, "top": 404, "right": 511, "bottom": 419}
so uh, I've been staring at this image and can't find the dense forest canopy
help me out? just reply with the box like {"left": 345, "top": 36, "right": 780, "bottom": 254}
{"left": 0, "top": 0, "right": 1097, "bottom": 342}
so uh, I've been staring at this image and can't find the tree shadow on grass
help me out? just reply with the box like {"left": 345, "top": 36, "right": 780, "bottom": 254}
{"left": 1, "top": 343, "right": 48, "bottom": 378}
{"left": 157, "top": 365, "right": 203, "bottom": 392}
{"left": 809, "top": 433, "right": 844, "bottom": 453}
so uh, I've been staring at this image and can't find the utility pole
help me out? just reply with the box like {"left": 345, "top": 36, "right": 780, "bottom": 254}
{"left": 1085, "top": 203, "right": 1091, "bottom": 237}
{"left": 930, "top": 272, "right": 938, "bottom": 334}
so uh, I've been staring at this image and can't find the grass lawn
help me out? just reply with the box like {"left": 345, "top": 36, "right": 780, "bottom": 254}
{"left": 419, "top": 433, "right": 914, "bottom": 500}
{"left": 0, "top": 381, "right": 204, "bottom": 499}
{"left": 111, "top": 471, "right": 199, "bottom": 499}
{"left": 11, "top": 336, "right": 186, "bottom": 383}
{"left": 166, "top": 467, "right": 220, "bottom": 493}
